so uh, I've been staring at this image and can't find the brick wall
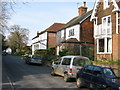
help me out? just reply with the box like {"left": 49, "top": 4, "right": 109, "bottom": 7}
{"left": 80, "top": 16, "right": 94, "bottom": 44}
{"left": 48, "top": 32, "right": 57, "bottom": 48}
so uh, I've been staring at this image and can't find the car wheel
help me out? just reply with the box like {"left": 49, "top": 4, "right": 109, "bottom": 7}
{"left": 106, "top": 87, "right": 113, "bottom": 90}
{"left": 76, "top": 78, "right": 83, "bottom": 88}
{"left": 51, "top": 69, "right": 55, "bottom": 76}
{"left": 64, "top": 73, "right": 70, "bottom": 82}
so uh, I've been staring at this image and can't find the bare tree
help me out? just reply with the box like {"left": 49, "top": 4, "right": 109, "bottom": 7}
{"left": 0, "top": 2, "right": 9, "bottom": 34}
{"left": 8, "top": 25, "right": 29, "bottom": 53}
{"left": 0, "top": 1, "right": 28, "bottom": 34}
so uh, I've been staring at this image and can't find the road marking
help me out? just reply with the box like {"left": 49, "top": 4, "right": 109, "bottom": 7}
{"left": 3, "top": 73, "right": 15, "bottom": 90}
{"left": 6, "top": 75, "right": 15, "bottom": 90}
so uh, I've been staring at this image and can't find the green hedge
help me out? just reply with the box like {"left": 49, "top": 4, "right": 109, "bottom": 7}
{"left": 13, "top": 52, "right": 25, "bottom": 56}
{"left": 59, "top": 49, "right": 74, "bottom": 57}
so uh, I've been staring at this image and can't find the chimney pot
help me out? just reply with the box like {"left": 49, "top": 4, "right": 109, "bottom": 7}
{"left": 84, "top": 2, "right": 86, "bottom": 7}
{"left": 78, "top": 2, "right": 87, "bottom": 16}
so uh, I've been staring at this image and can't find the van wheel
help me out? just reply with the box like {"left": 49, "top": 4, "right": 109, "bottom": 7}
{"left": 76, "top": 78, "right": 83, "bottom": 88}
{"left": 64, "top": 74, "right": 69, "bottom": 82}
{"left": 51, "top": 69, "right": 55, "bottom": 76}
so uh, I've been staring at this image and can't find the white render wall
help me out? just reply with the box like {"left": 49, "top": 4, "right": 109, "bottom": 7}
{"left": 32, "top": 32, "right": 48, "bottom": 55}
{"left": 65, "top": 24, "right": 80, "bottom": 41}
{"left": 39, "top": 32, "right": 47, "bottom": 49}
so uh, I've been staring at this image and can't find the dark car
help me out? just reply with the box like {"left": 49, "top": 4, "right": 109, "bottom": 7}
{"left": 76, "top": 65, "right": 120, "bottom": 90}
{"left": 2, "top": 51, "right": 8, "bottom": 56}
{"left": 25, "top": 55, "right": 43, "bottom": 65}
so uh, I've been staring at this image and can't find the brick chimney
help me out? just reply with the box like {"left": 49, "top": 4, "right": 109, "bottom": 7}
{"left": 78, "top": 2, "right": 87, "bottom": 16}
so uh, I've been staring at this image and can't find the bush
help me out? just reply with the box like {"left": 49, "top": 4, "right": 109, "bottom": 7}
{"left": 59, "top": 49, "right": 74, "bottom": 57}
{"left": 34, "top": 47, "right": 56, "bottom": 56}
{"left": 13, "top": 52, "right": 25, "bottom": 56}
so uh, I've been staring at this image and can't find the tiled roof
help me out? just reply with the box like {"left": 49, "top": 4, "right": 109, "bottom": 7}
{"left": 45, "top": 23, "right": 65, "bottom": 32}
{"left": 58, "top": 10, "right": 93, "bottom": 31}
{"left": 32, "top": 23, "right": 65, "bottom": 40}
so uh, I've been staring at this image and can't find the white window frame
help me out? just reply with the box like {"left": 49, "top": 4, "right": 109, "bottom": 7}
{"left": 102, "top": 15, "right": 111, "bottom": 35}
{"left": 97, "top": 38, "right": 112, "bottom": 54}
{"left": 69, "top": 29, "right": 74, "bottom": 37}
{"left": 104, "top": 0, "right": 110, "bottom": 9}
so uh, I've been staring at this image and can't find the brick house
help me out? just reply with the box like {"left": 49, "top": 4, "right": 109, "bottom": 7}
{"left": 56, "top": 2, "right": 94, "bottom": 58}
{"left": 90, "top": 0, "right": 120, "bottom": 61}
{"left": 32, "top": 23, "right": 65, "bottom": 54}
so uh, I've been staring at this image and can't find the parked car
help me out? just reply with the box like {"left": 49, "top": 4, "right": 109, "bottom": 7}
{"left": 76, "top": 65, "right": 120, "bottom": 90}
{"left": 51, "top": 56, "right": 91, "bottom": 82}
{"left": 2, "top": 51, "right": 8, "bottom": 56}
{"left": 25, "top": 55, "right": 43, "bottom": 65}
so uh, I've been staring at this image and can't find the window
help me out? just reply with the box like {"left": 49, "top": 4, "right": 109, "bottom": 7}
{"left": 104, "top": 0, "right": 110, "bottom": 9}
{"left": 107, "top": 38, "right": 112, "bottom": 52}
{"left": 69, "top": 29, "right": 74, "bottom": 36}
{"left": 103, "top": 68, "right": 116, "bottom": 78}
{"left": 84, "top": 66, "right": 94, "bottom": 74}
{"left": 99, "top": 39, "right": 104, "bottom": 52}
{"left": 108, "top": 17, "right": 110, "bottom": 23}
{"left": 97, "top": 38, "right": 112, "bottom": 53}
{"left": 73, "top": 57, "right": 90, "bottom": 66}
{"left": 93, "top": 67, "right": 102, "bottom": 76}
{"left": 102, "top": 16, "right": 111, "bottom": 34}
{"left": 108, "top": 17, "right": 111, "bottom": 26}
{"left": 62, "top": 58, "right": 71, "bottom": 65}
{"left": 108, "top": 0, "right": 111, "bottom": 6}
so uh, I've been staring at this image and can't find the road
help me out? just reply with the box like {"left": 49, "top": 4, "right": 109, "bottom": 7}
{"left": 2, "top": 55, "right": 79, "bottom": 89}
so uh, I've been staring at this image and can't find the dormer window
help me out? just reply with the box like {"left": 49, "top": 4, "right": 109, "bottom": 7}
{"left": 104, "top": 0, "right": 110, "bottom": 9}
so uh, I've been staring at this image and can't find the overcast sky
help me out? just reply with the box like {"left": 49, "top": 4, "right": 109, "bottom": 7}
{"left": 8, "top": 1, "right": 95, "bottom": 45}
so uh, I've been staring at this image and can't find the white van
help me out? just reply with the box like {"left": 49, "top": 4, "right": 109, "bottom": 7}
{"left": 51, "top": 56, "right": 91, "bottom": 82}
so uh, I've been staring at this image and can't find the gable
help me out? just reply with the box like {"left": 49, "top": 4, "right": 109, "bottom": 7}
{"left": 91, "top": 0, "right": 119, "bottom": 21}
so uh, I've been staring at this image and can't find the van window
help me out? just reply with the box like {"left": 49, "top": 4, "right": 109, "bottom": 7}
{"left": 62, "top": 58, "right": 71, "bottom": 65}
{"left": 73, "top": 57, "right": 90, "bottom": 66}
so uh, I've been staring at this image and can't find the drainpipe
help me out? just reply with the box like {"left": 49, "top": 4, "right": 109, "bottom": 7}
{"left": 79, "top": 24, "right": 82, "bottom": 56}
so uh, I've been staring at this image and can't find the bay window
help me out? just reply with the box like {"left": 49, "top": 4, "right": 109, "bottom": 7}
{"left": 97, "top": 38, "right": 112, "bottom": 54}
{"left": 102, "top": 16, "right": 111, "bottom": 34}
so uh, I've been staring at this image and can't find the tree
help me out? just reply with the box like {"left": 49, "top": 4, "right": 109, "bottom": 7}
{"left": 0, "top": 1, "right": 11, "bottom": 34}
{"left": 0, "top": 1, "right": 28, "bottom": 34}
{"left": 0, "top": 34, "right": 8, "bottom": 51}
{"left": 8, "top": 25, "right": 29, "bottom": 53}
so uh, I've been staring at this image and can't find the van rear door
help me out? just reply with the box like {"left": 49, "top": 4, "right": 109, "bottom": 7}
{"left": 72, "top": 57, "right": 91, "bottom": 77}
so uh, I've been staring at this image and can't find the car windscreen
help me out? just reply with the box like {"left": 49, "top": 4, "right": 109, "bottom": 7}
{"left": 103, "top": 68, "right": 116, "bottom": 78}
{"left": 73, "top": 57, "right": 90, "bottom": 66}
{"left": 32, "top": 55, "right": 41, "bottom": 59}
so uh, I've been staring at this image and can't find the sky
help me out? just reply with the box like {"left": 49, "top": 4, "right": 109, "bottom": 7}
{"left": 8, "top": 1, "right": 95, "bottom": 45}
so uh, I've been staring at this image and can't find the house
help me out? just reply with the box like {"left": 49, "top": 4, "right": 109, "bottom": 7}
{"left": 32, "top": 23, "right": 65, "bottom": 54}
{"left": 56, "top": 2, "right": 94, "bottom": 59}
{"left": 90, "top": 0, "right": 120, "bottom": 61}
{"left": 6, "top": 47, "right": 12, "bottom": 54}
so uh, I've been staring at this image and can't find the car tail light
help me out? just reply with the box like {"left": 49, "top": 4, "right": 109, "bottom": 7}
{"left": 69, "top": 68, "right": 72, "bottom": 73}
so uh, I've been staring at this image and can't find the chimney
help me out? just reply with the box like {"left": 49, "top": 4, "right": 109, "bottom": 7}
{"left": 78, "top": 2, "right": 87, "bottom": 16}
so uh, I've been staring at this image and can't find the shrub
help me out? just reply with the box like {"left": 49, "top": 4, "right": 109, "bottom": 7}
{"left": 13, "top": 52, "right": 25, "bottom": 56}
{"left": 59, "top": 49, "right": 74, "bottom": 57}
